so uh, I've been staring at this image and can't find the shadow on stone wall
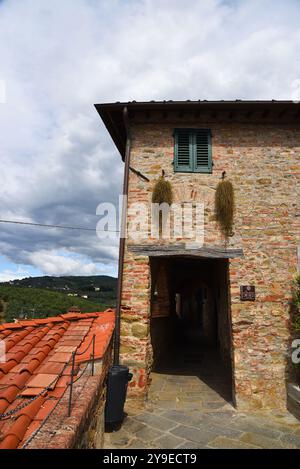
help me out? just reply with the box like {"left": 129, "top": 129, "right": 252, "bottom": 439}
{"left": 285, "top": 283, "right": 300, "bottom": 419}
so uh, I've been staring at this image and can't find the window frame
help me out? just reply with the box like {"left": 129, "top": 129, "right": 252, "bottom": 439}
{"left": 173, "top": 128, "right": 212, "bottom": 174}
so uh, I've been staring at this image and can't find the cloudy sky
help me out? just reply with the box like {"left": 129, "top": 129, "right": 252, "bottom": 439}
{"left": 0, "top": 0, "right": 299, "bottom": 281}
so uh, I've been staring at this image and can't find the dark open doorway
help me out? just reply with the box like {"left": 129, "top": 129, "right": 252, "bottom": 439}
{"left": 150, "top": 256, "right": 234, "bottom": 405}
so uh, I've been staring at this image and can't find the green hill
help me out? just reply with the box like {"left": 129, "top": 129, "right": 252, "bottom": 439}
{"left": 0, "top": 281, "right": 117, "bottom": 323}
{"left": 0, "top": 274, "right": 117, "bottom": 309}
{"left": 2, "top": 275, "right": 117, "bottom": 292}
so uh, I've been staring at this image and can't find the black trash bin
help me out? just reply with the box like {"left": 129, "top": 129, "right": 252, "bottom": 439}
{"left": 105, "top": 365, "right": 133, "bottom": 425}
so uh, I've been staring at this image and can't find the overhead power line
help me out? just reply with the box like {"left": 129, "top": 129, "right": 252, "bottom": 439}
{"left": 0, "top": 219, "right": 120, "bottom": 233}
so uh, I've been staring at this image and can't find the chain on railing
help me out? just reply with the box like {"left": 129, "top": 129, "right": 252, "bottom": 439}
{"left": 21, "top": 334, "right": 96, "bottom": 448}
{"left": 21, "top": 385, "right": 69, "bottom": 449}
{"left": 0, "top": 334, "right": 96, "bottom": 422}
{"left": 67, "top": 334, "right": 95, "bottom": 416}
{"left": 0, "top": 360, "right": 70, "bottom": 420}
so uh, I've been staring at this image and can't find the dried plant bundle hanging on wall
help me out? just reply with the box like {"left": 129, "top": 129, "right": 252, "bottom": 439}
{"left": 215, "top": 178, "right": 235, "bottom": 238}
{"left": 152, "top": 176, "right": 173, "bottom": 205}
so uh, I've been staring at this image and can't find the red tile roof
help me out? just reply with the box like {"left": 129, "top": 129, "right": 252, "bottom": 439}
{"left": 0, "top": 310, "right": 115, "bottom": 449}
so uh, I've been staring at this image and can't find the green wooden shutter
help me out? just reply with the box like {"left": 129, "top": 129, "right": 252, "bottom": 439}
{"left": 174, "top": 129, "right": 193, "bottom": 172}
{"left": 194, "top": 129, "right": 212, "bottom": 173}
{"left": 174, "top": 128, "right": 212, "bottom": 173}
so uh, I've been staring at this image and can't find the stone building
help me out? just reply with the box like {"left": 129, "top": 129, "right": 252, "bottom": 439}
{"left": 96, "top": 100, "right": 300, "bottom": 411}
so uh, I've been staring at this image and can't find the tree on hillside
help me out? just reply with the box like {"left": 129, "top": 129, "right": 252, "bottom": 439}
{"left": 0, "top": 285, "right": 113, "bottom": 322}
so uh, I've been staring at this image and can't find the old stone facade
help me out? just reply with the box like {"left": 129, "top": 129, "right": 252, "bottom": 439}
{"left": 97, "top": 101, "right": 300, "bottom": 411}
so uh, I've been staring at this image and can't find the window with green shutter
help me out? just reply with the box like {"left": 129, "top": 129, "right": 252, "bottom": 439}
{"left": 174, "top": 128, "right": 212, "bottom": 173}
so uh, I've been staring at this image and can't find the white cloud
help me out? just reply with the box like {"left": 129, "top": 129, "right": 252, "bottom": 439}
{"left": 28, "top": 249, "right": 113, "bottom": 277}
{"left": 0, "top": 80, "right": 5, "bottom": 103}
{"left": 0, "top": 0, "right": 299, "bottom": 278}
{"left": 0, "top": 267, "right": 30, "bottom": 282}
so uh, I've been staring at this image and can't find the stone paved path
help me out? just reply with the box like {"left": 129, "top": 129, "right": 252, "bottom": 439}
{"left": 104, "top": 347, "right": 300, "bottom": 449}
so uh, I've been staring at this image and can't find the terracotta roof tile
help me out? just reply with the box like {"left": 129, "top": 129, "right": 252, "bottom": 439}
{"left": 57, "top": 339, "right": 79, "bottom": 346}
{"left": 0, "top": 434, "right": 20, "bottom": 449}
{"left": 47, "top": 387, "right": 66, "bottom": 399}
{"left": 6, "top": 414, "right": 31, "bottom": 442}
{"left": 30, "top": 351, "right": 48, "bottom": 363}
{"left": 59, "top": 313, "right": 81, "bottom": 320}
{"left": 15, "top": 344, "right": 32, "bottom": 355}
{"left": 1, "top": 397, "right": 24, "bottom": 414}
{"left": 27, "top": 374, "right": 58, "bottom": 389}
{"left": 19, "top": 355, "right": 36, "bottom": 364}
{"left": 22, "top": 337, "right": 40, "bottom": 348}
{"left": 63, "top": 364, "right": 80, "bottom": 376}
{"left": 75, "top": 352, "right": 91, "bottom": 362}
{"left": 36, "top": 362, "right": 65, "bottom": 375}
{"left": 17, "top": 321, "right": 37, "bottom": 327}
{"left": 70, "top": 325, "right": 90, "bottom": 330}
{"left": 0, "top": 310, "right": 115, "bottom": 449}
{"left": 47, "top": 331, "right": 62, "bottom": 342}
{"left": 34, "top": 399, "right": 57, "bottom": 421}
{"left": 11, "top": 360, "right": 40, "bottom": 375}
{"left": 5, "top": 339, "right": 17, "bottom": 351}
{"left": 2, "top": 322, "right": 26, "bottom": 330}
{"left": 28, "top": 318, "right": 54, "bottom": 325}
{"left": 0, "top": 360, "right": 18, "bottom": 374}
{"left": 40, "top": 344, "right": 53, "bottom": 355}
{"left": 0, "top": 399, "right": 9, "bottom": 414}
{"left": 19, "top": 387, "right": 47, "bottom": 397}
{"left": 20, "top": 420, "right": 41, "bottom": 445}
{"left": 0, "top": 372, "right": 19, "bottom": 386}
{"left": 55, "top": 376, "right": 70, "bottom": 388}
{"left": 6, "top": 351, "right": 26, "bottom": 363}
{"left": 14, "top": 372, "right": 32, "bottom": 390}
{"left": 37, "top": 317, "right": 64, "bottom": 324}
{"left": 47, "top": 352, "right": 72, "bottom": 363}
{"left": 55, "top": 345, "right": 77, "bottom": 353}
{"left": 57, "top": 323, "right": 69, "bottom": 330}
{"left": 18, "top": 397, "right": 45, "bottom": 420}
{"left": 46, "top": 337, "right": 57, "bottom": 345}
{"left": 63, "top": 329, "right": 86, "bottom": 335}
{"left": 0, "top": 385, "right": 19, "bottom": 404}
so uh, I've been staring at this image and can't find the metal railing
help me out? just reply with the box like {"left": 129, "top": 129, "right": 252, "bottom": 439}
{"left": 0, "top": 334, "right": 96, "bottom": 421}
{"left": 22, "top": 334, "right": 96, "bottom": 449}
{"left": 0, "top": 334, "right": 96, "bottom": 449}
{"left": 68, "top": 334, "right": 95, "bottom": 416}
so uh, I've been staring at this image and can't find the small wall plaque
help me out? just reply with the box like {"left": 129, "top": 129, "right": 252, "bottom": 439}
{"left": 240, "top": 285, "right": 255, "bottom": 301}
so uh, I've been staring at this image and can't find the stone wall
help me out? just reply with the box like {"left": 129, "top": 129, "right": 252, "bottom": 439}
{"left": 120, "top": 263, "right": 152, "bottom": 398}
{"left": 216, "top": 260, "right": 232, "bottom": 369}
{"left": 121, "top": 118, "right": 300, "bottom": 409}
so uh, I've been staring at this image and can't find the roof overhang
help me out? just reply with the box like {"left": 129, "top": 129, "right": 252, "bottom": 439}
{"left": 95, "top": 100, "right": 300, "bottom": 160}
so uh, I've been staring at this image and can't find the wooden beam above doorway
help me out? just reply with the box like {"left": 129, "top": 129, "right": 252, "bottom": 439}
{"left": 128, "top": 244, "right": 244, "bottom": 259}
